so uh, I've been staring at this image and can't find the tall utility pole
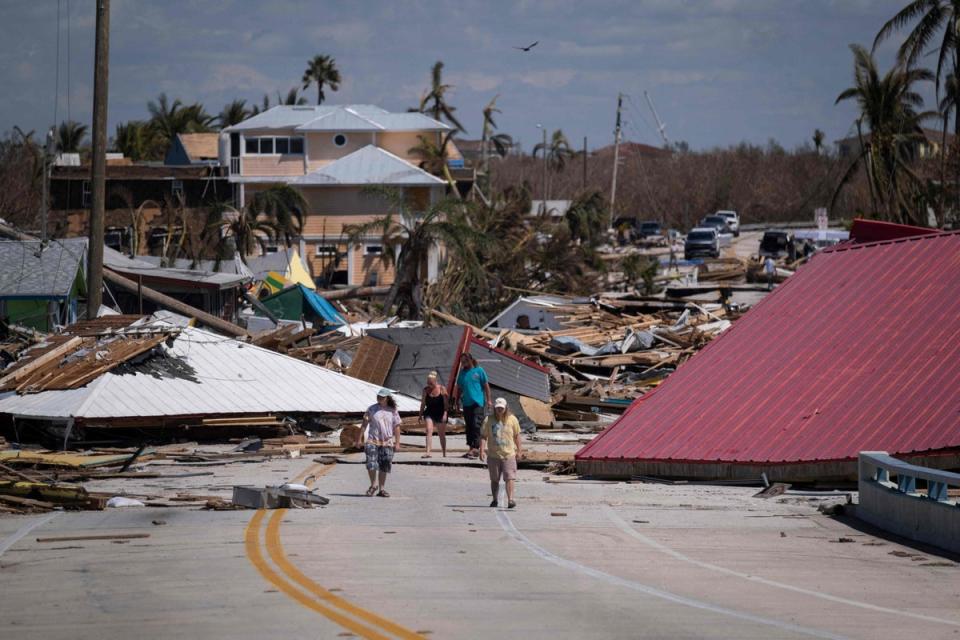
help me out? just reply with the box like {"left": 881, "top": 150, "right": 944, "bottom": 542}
{"left": 582, "top": 136, "right": 587, "bottom": 190}
{"left": 609, "top": 93, "right": 623, "bottom": 217}
{"left": 537, "top": 124, "right": 548, "bottom": 214}
{"left": 40, "top": 128, "right": 55, "bottom": 241}
{"left": 87, "top": 0, "right": 110, "bottom": 318}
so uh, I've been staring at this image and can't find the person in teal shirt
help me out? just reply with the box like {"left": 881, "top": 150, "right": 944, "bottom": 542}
{"left": 454, "top": 352, "right": 492, "bottom": 459}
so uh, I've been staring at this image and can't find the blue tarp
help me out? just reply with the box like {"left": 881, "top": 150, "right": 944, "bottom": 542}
{"left": 301, "top": 285, "right": 345, "bottom": 327}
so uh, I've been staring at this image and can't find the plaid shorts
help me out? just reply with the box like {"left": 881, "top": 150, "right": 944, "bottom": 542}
{"left": 364, "top": 443, "right": 394, "bottom": 473}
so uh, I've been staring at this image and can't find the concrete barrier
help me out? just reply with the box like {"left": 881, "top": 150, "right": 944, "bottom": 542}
{"left": 857, "top": 451, "right": 960, "bottom": 554}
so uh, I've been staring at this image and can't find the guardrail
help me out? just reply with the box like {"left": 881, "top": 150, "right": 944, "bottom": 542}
{"left": 857, "top": 452, "right": 960, "bottom": 553}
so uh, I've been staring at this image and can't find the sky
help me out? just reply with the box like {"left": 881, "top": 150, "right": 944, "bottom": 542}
{"left": 0, "top": 0, "right": 930, "bottom": 152}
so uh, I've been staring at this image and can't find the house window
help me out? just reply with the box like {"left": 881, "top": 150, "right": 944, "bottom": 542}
{"left": 365, "top": 245, "right": 383, "bottom": 255}
{"left": 243, "top": 136, "right": 305, "bottom": 156}
{"left": 333, "top": 133, "right": 348, "bottom": 147}
{"left": 171, "top": 180, "right": 184, "bottom": 201}
{"left": 315, "top": 245, "right": 337, "bottom": 256}
{"left": 81, "top": 180, "right": 91, "bottom": 208}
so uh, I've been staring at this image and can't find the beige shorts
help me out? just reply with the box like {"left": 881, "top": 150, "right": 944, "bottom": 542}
{"left": 487, "top": 456, "right": 517, "bottom": 482}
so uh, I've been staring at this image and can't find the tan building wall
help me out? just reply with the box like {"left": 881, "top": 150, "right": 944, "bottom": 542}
{"left": 377, "top": 131, "right": 434, "bottom": 163}
{"left": 241, "top": 155, "right": 305, "bottom": 177}
{"left": 306, "top": 132, "right": 374, "bottom": 171}
{"left": 303, "top": 238, "right": 396, "bottom": 287}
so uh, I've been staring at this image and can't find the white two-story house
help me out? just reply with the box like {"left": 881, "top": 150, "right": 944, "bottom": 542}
{"left": 221, "top": 105, "right": 452, "bottom": 287}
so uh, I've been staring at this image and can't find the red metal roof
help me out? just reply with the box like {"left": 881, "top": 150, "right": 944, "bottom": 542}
{"left": 577, "top": 229, "right": 960, "bottom": 465}
{"left": 849, "top": 218, "right": 939, "bottom": 244}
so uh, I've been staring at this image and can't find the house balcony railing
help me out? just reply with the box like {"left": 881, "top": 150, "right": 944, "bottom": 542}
{"left": 229, "top": 158, "right": 241, "bottom": 175}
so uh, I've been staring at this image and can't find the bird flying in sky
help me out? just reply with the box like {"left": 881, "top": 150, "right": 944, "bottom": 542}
{"left": 513, "top": 41, "right": 539, "bottom": 52}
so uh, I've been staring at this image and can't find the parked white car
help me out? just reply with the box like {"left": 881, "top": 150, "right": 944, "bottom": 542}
{"left": 715, "top": 210, "right": 740, "bottom": 236}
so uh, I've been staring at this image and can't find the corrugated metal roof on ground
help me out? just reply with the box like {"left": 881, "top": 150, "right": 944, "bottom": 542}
{"left": 0, "top": 324, "right": 419, "bottom": 420}
{"left": 104, "top": 247, "right": 249, "bottom": 288}
{"left": 0, "top": 238, "right": 87, "bottom": 298}
{"left": 468, "top": 338, "right": 551, "bottom": 402}
{"left": 577, "top": 227, "right": 960, "bottom": 465}
{"left": 292, "top": 145, "right": 444, "bottom": 186}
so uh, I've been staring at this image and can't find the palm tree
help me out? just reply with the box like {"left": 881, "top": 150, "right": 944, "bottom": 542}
{"left": 479, "top": 95, "right": 514, "bottom": 196}
{"left": 416, "top": 61, "right": 465, "bottom": 132}
{"left": 833, "top": 44, "right": 936, "bottom": 225}
{"left": 246, "top": 184, "right": 308, "bottom": 248}
{"left": 278, "top": 87, "right": 308, "bottom": 106}
{"left": 250, "top": 94, "right": 272, "bottom": 117}
{"left": 874, "top": 1, "right": 960, "bottom": 95}
{"left": 146, "top": 93, "right": 215, "bottom": 158}
{"left": 533, "top": 129, "right": 574, "bottom": 171}
{"left": 409, "top": 131, "right": 461, "bottom": 196}
{"left": 812, "top": 129, "right": 825, "bottom": 154}
{"left": 218, "top": 100, "right": 250, "bottom": 128}
{"left": 302, "top": 54, "right": 341, "bottom": 105}
{"left": 113, "top": 121, "right": 148, "bottom": 161}
{"left": 209, "top": 201, "right": 277, "bottom": 264}
{"left": 55, "top": 120, "right": 88, "bottom": 153}
{"left": 344, "top": 188, "right": 483, "bottom": 318}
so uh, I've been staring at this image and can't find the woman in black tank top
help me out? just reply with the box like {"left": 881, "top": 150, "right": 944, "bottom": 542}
{"left": 419, "top": 371, "right": 448, "bottom": 457}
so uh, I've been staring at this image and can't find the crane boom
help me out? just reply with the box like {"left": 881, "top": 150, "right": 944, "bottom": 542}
{"left": 644, "top": 90, "right": 669, "bottom": 147}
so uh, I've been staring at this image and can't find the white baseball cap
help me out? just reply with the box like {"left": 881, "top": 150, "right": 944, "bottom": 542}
{"left": 494, "top": 397, "right": 508, "bottom": 409}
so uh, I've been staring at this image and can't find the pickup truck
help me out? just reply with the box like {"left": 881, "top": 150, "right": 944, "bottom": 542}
{"left": 759, "top": 230, "right": 797, "bottom": 261}
{"left": 684, "top": 227, "right": 720, "bottom": 259}
{"left": 715, "top": 210, "right": 740, "bottom": 236}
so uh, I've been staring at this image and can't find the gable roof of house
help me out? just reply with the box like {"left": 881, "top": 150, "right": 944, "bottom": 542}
{"left": 292, "top": 145, "right": 445, "bottom": 186}
{"left": 576, "top": 222, "right": 960, "bottom": 474}
{"left": 0, "top": 238, "right": 87, "bottom": 299}
{"left": 177, "top": 133, "right": 219, "bottom": 162}
{"left": 225, "top": 105, "right": 450, "bottom": 133}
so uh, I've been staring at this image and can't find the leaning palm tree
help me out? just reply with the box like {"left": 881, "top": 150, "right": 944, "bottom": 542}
{"left": 246, "top": 184, "right": 308, "bottom": 248}
{"left": 416, "top": 61, "right": 465, "bottom": 132}
{"left": 343, "top": 188, "right": 484, "bottom": 318}
{"left": 874, "top": 1, "right": 960, "bottom": 94}
{"left": 833, "top": 44, "right": 936, "bottom": 225}
{"left": 302, "top": 54, "right": 341, "bottom": 105}
{"left": 55, "top": 120, "right": 88, "bottom": 153}
{"left": 533, "top": 129, "right": 575, "bottom": 171}
{"left": 218, "top": 100, "right": 250, "bottom": 128}
{"left": 409, "top": 131, "right": 461, "bottom": 196}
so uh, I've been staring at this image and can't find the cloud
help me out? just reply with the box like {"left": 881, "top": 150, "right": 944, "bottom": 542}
{"left": 204, "top": 64, "right": 276, "bottom": 92}
{"left": 516, "top": 69, "right": 576, "bottom": 89}
{"left": 452, "top": 71, "right": 502, "bottom": 92}
{"left": 311, "top": 21, "right": 374, "bottom": 47}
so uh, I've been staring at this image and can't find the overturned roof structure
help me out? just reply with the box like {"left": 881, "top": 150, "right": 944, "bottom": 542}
{"left": 0, "top": 318, "right": 418, "bottom": 425}
{"left": 577, "top": 222, "right": 960, "bottom": 481}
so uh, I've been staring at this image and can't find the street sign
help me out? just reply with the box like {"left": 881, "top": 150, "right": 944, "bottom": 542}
{"left": 815, "top": 207, "right": 828, "bottom": 231}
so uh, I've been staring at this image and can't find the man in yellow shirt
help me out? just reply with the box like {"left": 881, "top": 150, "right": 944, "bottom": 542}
{"left": 480, "top": 397, "right": 522, "bottom": 509}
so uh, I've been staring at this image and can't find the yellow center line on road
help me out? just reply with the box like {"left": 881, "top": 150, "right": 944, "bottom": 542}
{"left": 243, "top": 462, "right": 427, "bottom": 640}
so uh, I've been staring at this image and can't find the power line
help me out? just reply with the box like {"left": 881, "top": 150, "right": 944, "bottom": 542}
{"left": 53, "top": 0, "right": 61, "bottom": 127}
{"left": 66, "top": 0, "right": 71, "bottom": 124}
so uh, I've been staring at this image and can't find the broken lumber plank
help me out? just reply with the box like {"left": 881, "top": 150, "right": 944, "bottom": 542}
{"left": 36, "top": 533, "right": 150, "bottom": 543}
{"left": 0, "top": 336, "right": 84, "bottom": 389}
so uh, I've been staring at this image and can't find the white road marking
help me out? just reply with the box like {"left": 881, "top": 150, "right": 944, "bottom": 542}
{"left": 602, "top": 505, "right": 960, "bottom": 627}
{"left": 0, "top": 512, "right": 59, "bottom": 557}
{"left": 496, "top": 511, "right": 846, "bottom": 640}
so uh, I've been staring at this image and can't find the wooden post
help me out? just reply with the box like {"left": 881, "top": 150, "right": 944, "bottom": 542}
{"left": 86, "top": 0, "right": 110, "bottom": 318}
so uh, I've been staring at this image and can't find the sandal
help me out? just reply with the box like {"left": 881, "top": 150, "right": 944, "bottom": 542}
{"left": 365, "top": 485, "right": 377, "bottom": 497}
{"left": 378, "top": 489, "right": 391, "bottom": 498}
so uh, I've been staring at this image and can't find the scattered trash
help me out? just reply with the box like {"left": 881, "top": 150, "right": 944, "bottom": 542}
{"left": 107, "top": 496, "right": 146, "bottom": 508}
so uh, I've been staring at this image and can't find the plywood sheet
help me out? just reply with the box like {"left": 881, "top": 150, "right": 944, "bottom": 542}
{"left": 347, "top": 337, "right": 398, "bottom": 387}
